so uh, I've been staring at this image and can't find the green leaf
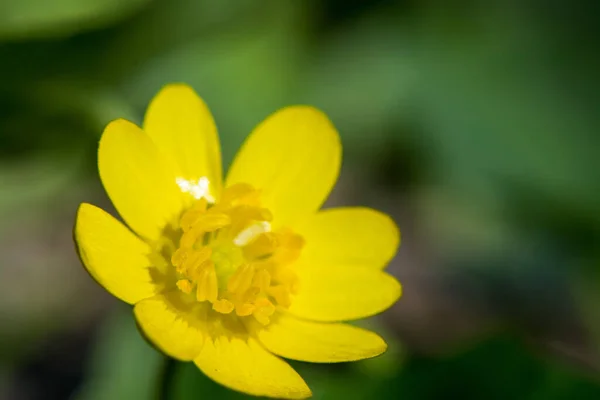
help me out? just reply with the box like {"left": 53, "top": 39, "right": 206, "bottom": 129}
{"left": 0, "top": 156, "right": 80, "bottom": 216}
{"left": 121, "top": 1, "right": 305, "bottom": 168}
{"left": 298, "top": 12, "right": 414, "bottom": 160}
{"left": 75, "top": 305, "right": 165, "bottom": 400}
{"left": 0, "top": 0, "right": 151, "bottom": 40}
{"left": 414, "top": 4, "right": 600, "bottom": 223}
{"left": 375, "top": 336, "right": 600, "bottom": 399}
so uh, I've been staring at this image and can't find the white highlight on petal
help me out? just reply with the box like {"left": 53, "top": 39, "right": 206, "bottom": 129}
{"left": 176, "top": 177, "right": 215, "bottom": 202}
{"left": 234, "top": 221, "right": 272, "bottom": 247}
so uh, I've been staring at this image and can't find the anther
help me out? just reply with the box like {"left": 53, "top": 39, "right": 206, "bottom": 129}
{"left": 176, "top": 279, "right": 193, "bottom": 294}
{"left": 227, "top": 264, "right": 255, "bottom": 294}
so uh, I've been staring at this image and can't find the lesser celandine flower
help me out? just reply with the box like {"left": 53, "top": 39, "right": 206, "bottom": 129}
{"left": 75, "top": 84, "right": 401, "bottom": 399}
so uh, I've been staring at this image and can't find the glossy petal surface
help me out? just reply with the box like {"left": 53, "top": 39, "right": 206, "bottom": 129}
{"left": 134, "top": 291, "right": 205, "bottom": 361}
{"left": 226, "top": 106, "right": 341, "bottom": 227}
{"left": 256, "top": 313, "right": 387, "bottom": 362}
{"left": 289, "top": 264, "right": 401, "bottom": 322}
{"left": 75, "top": 203, "right": 161, "bottom": 304}
{"left": 195, "top": 334, "right": 311, "bottom": 399}
{"left": 144, "top": 84, "right": 222, "bottom": 201}
{"left": 297, "top": 207, "right": 399, "bottom": 270}
{"left": 98, "top": 119, "right": 184, "bottom": 241}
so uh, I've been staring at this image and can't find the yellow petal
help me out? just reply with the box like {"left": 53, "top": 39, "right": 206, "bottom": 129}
{"left": 134, "top": 291, "right": 205, "bottom": 361}
{"left": 144, "top": 84, "right": 222, "bottom": 201}
{"left": 74, "top": 203, "right": 162, "bottom": 304}
{"left": 296, "top": 207, "right": 400, "bottom": 270}
{"left": 255, "top": 313, "right": 387, "bottom": 362}
{"left": 288, "top": 264, "right": 401, "bottom": 322}
{"left": 98, "top": 119, "right": 184, "bottom": 241}
{"left": 194, "top": 335, "right": 311, "bottom": 399}
{"left": 225, "top": 106, "right": 341, "bottom": 227}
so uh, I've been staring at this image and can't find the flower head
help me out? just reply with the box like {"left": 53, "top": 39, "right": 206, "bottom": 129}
{"left": 75, "top": 84, "right": 401, "bottom": 399}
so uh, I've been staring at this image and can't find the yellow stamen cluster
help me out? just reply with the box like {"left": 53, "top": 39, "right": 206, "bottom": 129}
{"left": 171, "top": 183, "right": 303, "bottom": 325}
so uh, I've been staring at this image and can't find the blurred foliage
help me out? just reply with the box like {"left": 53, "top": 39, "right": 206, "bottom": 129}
{"left": 75, "top": 310, "right": 600, "bottom": 400}
{"left": 1, "top": 0, "right": 599, "bottom": 398}
{"left": 0, "top": 0, "right": 150, "bottom": 40}
{"left": 415, "top": 3, "right": 600, "bottom": 231}
{"left": 75, "top": 306, "right": 164, "bottom": 400}
{"left": 381, "top": 337, "right": 600, "bottom": 400}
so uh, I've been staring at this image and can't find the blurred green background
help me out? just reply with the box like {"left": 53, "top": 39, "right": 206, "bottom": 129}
{"left": 1, "top": 0, "right": 600, "bottom": 399}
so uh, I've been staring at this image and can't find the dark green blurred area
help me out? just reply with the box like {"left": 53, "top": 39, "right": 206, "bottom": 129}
{"left": 1, "top": 0, "right": 599, "bottom": 399}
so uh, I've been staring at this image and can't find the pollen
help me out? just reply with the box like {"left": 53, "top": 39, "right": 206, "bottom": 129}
{"left": 170, "top": 183, "right": 304, "bottom": 326}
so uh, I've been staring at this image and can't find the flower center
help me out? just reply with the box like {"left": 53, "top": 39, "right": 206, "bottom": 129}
{"left": 169, "top": 183, "right": 303, "bottom": 325}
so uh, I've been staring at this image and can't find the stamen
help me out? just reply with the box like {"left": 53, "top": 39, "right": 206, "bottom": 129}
{"left": 195, "top": 213, "right": 232, "bottom": 232}
{"left": 253, "top": 298, "right": 275, "bottom": 325}
{"left": 227, "top": 264, "right": 255, "bottom": 294}
{"left": 233, "top": 220, "right": 271, "bottom": 246}
{"left": 171, "top": 248, "right": 187, "bottom": 269}
{"left": 253, "top": 269, "right": 271, "bottom": 291}
{"left": 234, "top": 287, "right": 260, "bottom": 317}
{"left": 179, "top": 198, "right": 208, "bottom": 231}
{"left": 169, "top": 183, "right": 305, "bottom": 326}
{"left": 220, "top": 183, "right": 260, "bottom": 206}
{"left": 179, "top": 226, "right": 204, "bottom": 249}
{"left": 235, "top": 302, "right": 255, "bottom": 317}
{"left": 196, "top": 264, "right": 218, "bottom": 303}
{"left": 243, "top": 232, "right": 279, "bottom": 260}
{"left": 212, "top": 299, "right": 235, "bottom": 314}
{"left": 176, "top": 279, "right": 193, "bottom": 294}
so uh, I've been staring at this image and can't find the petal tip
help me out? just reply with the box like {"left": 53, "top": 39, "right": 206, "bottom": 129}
{"left": 283, "top": 381, "right": 312, "bottom": 399}
{"left": 270, "top": 105, "right": 340, "bottom": 143}
{"left": 153, "top": 83, "right": 203, "bottom": 105}
{"left": 73, "top": 202, "right": 102, "bottom": 242}
{"left": 75, "top": 201, "right": 92, "bottom": 220}
{"left": 98, "top": 119, "right": 141, "bottom": 157}
{"left": 370, "top": 334, "right": 388, "bottom": 358}
{"left": 73, "top": 202, "right": 91, "bottom": 263}
{"left": 102, "top": 118, "right": 138, "bottom": 135}
{"left": 160, "top": 82, "right": 195, "bottom": 92}
{"left": 366, "top": 208, "right": 402, "bottom": 266}
{"left": 389, "top": 274, "right": 403, "bottom": 304}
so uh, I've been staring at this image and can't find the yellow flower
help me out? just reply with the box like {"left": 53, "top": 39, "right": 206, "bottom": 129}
{"left": 74, "top": 84, "right": 401, "bottom": 399}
